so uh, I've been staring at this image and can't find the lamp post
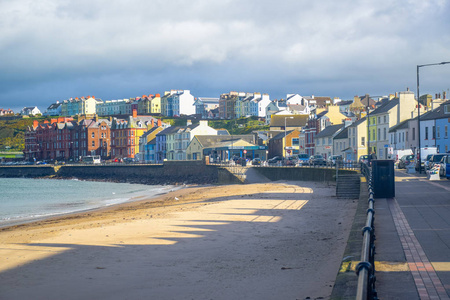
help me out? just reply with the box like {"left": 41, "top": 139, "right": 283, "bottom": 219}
{"left": 416, "top": 61, "right": 450, "bottom": 174}
{"left": 285, "top": 116, "right": 294, "bottom": 157}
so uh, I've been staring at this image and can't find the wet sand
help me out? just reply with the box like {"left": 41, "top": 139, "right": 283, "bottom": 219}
{"left": 0, "top": 181, "right": 357, "bottom": 300}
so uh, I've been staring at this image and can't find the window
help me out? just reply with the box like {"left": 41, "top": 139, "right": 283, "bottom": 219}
{"left": 384, "top": 116, "right": 386, "bottom": 123}
{"left": 413, "top": 128, "right": 416, "bottom": 140}
{"left": 378, "top": 117, "right": 380, "bottom": 123}
{"left": 91, "top": 132, "right": 95, "bottom": 138}
{"left": 425, "top": 127, "right": 429, "bottom": 140}
{"left": 445, "top": 126, "right": 448, "bottom": 138}
{"left": 292, "top": 138, "right": 299, "bottom": 146}
{"left": 383, "top": 128, "right": 386, "bottom": 140}
{"left": 92, "top": 141, "right": 95, "bottom": 147}
{"left": 378, "top": 129, "right": 380, "bottom": 141}
{"left": 432, "top": 126, "right": 436, "bottom": 139}
{"left": 437, "top": 126, "right": 440, "bottom": 139}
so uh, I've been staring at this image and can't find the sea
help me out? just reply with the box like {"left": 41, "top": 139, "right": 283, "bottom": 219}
{"left": 0, "top": 178, "right": 177, "bottom": 228}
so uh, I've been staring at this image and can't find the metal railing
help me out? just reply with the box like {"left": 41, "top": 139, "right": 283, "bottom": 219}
{"left": 356, "top": 163, "right": 378, "bottom": 299}
{"left": 209, "top": 160, "right": 361, "bottom": 170}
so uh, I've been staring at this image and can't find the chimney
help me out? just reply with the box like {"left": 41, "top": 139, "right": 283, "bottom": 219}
{"left": 151, "top": 119, "right": 155, "bottom": 127}
{"left": 444, "top": 91, "right": 447, "bottom": 99}
{"left": 186, "top": 119, "right": 192, "bottom": 126}
{"left": 157, "top": 119, "right": 162, "bottom": 127}
{"left": 132, "top": 109, "right": 137, "bottom": 118}
{"left": 94, "top": 114, "right": 98, "bottom": 122}
{"left": 33, "top": 120, "right": 39, "bottom": 129}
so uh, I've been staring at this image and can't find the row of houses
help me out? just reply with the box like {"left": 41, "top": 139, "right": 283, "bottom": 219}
{"left": 22, "top": 89, "right": 341, "bottom": 123}
{"left": 0, "top": 108, "right": 14, "bottom": 116}
{"left": 274, "top": 90, "right": 450, "bottom": 163}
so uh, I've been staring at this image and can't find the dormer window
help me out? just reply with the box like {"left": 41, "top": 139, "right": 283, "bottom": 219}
{"left": 445, "top": 104, "right": 450, "bottom": 114}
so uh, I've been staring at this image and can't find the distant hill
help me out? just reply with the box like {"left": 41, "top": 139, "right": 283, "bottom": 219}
{"left": 0, "top": 117, "right": 44, "bottom": 151}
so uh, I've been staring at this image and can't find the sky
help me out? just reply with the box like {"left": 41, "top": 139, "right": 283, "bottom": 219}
{"left": 1, "top": 0, "right": 450, "bottom": 112}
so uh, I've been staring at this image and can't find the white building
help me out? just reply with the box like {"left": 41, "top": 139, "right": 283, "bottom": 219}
{"left": 45, "top": 102, "right": 62, "bottom": 116}
{"left": 21, "top": 106, "right": 41, "bottom": 116}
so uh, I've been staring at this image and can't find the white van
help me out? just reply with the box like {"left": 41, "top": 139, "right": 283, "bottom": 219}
{"left": 415, "top": 147, "right": 438, "bottom": 171}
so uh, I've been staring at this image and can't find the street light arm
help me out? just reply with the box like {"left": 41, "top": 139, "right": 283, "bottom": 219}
{"left": 418, "top": 61, "right": 450, "bottom": 68}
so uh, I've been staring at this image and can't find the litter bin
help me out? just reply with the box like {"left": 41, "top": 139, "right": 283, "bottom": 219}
{"left": 372, "top": 160, "right": 395, "bottom": 198}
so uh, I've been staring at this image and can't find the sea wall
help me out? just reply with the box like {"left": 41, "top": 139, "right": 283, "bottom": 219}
{"left": 254, "top": 166, "right": 357, "bottom": 182}
{"left": 0, "top": 166, "right": 57, "bottom": 177}
{"left": 56, "top": 161, "right": 219, "bottom": 185}
{"left": 0, "top": 164, "right": 358, "bottom": 184}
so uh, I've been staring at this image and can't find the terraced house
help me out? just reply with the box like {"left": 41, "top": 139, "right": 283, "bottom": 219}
{"left": 110, "top": 110, "right": 163, "bottom": 159}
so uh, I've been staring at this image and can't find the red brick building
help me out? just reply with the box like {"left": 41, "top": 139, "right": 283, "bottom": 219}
{"left": 23, "top": 116, "right": 112, "bottom": 161}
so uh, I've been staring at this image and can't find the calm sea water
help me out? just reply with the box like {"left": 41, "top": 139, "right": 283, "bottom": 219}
{"left": 0, "top": 178, "right": 175, "bottom": 227}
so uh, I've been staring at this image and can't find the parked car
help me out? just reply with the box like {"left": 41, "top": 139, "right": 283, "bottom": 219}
{"left": 309, "top": 154, "right": 326, "bottom": 166}
{"left": 441, "top": 155, "right": 450, "bottom": 179}
{"left": 284, "top": 156, "right": 298, "bottom": 166}
{"left": 358, "top": 155, "right": 369, "bottom": 165}
{"left": 397, "top": 154, "right": 415, "bottom": 169}
{"left": 268, "top": 156, "right": 284, "bottom": 165}
{"left": 251, "top": 158, "right": 261, "bottom": 166}
{"left": 438, "top": 155, "right": 448, "bottom": 177}
{"left": 426, "top": 154, "right": 447, "bottom": 171}
{"left": 297, "top": 154, "right": 310, "bottom": 166}
{"left": 423, "top": 154, "right": 434, "bottom": 171}
{"left": 327, "top": 155, "right": 343, "bottom": 166}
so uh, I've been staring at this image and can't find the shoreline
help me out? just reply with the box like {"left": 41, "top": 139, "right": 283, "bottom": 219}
{"left": 0, "top": 181, "right": 233, "bottom": 233}
{"left": 0, "top": 177, "right": 189, "bottom": 230}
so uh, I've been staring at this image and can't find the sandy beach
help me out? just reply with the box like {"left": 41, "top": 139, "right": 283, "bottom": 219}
{"left": 0, "top": 180, "right": 357, "bottom": 300}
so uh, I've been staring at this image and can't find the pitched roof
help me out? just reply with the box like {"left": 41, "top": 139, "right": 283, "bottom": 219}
{"left": 315, "top": 124, "right": 344, "bottom": 138}
{"left": 370, "top": 98, "right": 399, "bottom": 115}
{"left": 348, "top": 116, "right": 367, "bottom": 128}
{"left": 334, "top": 126, "right": 349, "bottom": 139}
{"left": 420, "top": 100, "right": 450, "bottom": 121}
{"left": 270, "top": 114, "right": 309, "bottom": 127}
{"left": 194, "top": 135, "right": 256, "bottom": 148}
{"left": 389, "top": 119, "right": 410, "bottom": 132}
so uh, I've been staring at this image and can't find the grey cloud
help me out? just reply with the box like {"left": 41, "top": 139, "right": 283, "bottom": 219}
{"left": 1, "top": 0, "right": 450, "bottom": 110}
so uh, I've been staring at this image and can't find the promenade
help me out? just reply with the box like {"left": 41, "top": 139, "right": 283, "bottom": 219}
{"left": 372, "top": 170, "right": 450, "bottom": 299}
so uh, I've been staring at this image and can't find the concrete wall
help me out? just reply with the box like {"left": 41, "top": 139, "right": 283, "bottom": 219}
{"left": 254, "top": 167, "right": 357, "bottom": 182}
{"left": 0, "top": 166, "right": 57, "bottom": 177}
{"left": 0, "top": 164, "right": 358, "bottom": 184}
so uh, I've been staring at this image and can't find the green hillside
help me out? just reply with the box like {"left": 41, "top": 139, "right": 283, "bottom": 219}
{"left": 0, "top": 117, "right": 44, "bottom": 151}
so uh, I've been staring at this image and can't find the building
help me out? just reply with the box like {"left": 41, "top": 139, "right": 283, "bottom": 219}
{"left": 21, "top": 106, "right": 41, "bottom": 116}
{"left": 370, "top": 91, "right": 417, "bottom": 159}
{"left": 347, "top": 117, "right": 368, "bottom": 161}
{"left": 164, "top": 120, "right": 218, "bottom": 161}
{"left": 314, "top": 124, "right": 344, "bottom": 159}
{"left": 45, "top": 102, "right": 62, "bottom": 116}
{"left": 160, "top": 90, "right": 195, "bottom": 117}
{"left": 23, "top": 116, "right": 112, "bottom": 161}
{"left": 137, "top": 94, "right": 161, "bottom": 115}
{"left": 110, "top": 110, "right": 163, "bottom": 159}
{"left": 0, "top": 108, "right": 14, "bottom": 116}
{"left": 267, "top": 129, "right": 301, "bottom": 158}
{"left": 194, "top": 97, "right": 220, "bottom": 119}
{"left": 138, "top": 126, "right": 164, "bottom": 163}
{"left": 61, "top": 96, "right": 99, "bottom": 116}
{"left": 186, "top": 134, "right": 266, "bottom": 161}
{"left": 96, "top": 99, "right": 131, "bottom": 116}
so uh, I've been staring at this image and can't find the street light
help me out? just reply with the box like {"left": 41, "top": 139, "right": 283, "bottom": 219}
{"left": 285, "top": 116, "right": 294, "bottom": 157}
{"left": 416, "top": 61, "right": 450, "bottom": 174}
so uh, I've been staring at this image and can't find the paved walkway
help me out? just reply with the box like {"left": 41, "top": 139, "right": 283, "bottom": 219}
{"left": 375, "top": 171, "right": 450, "bottom": 299}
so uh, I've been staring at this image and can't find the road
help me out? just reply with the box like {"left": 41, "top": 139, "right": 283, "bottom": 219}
{"left": 376, "top": 171, "right": 450, "bottom": 299}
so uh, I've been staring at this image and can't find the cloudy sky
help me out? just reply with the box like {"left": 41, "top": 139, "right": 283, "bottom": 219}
{"left": 1, "top": 0, "right": 450, "bottom": 112}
